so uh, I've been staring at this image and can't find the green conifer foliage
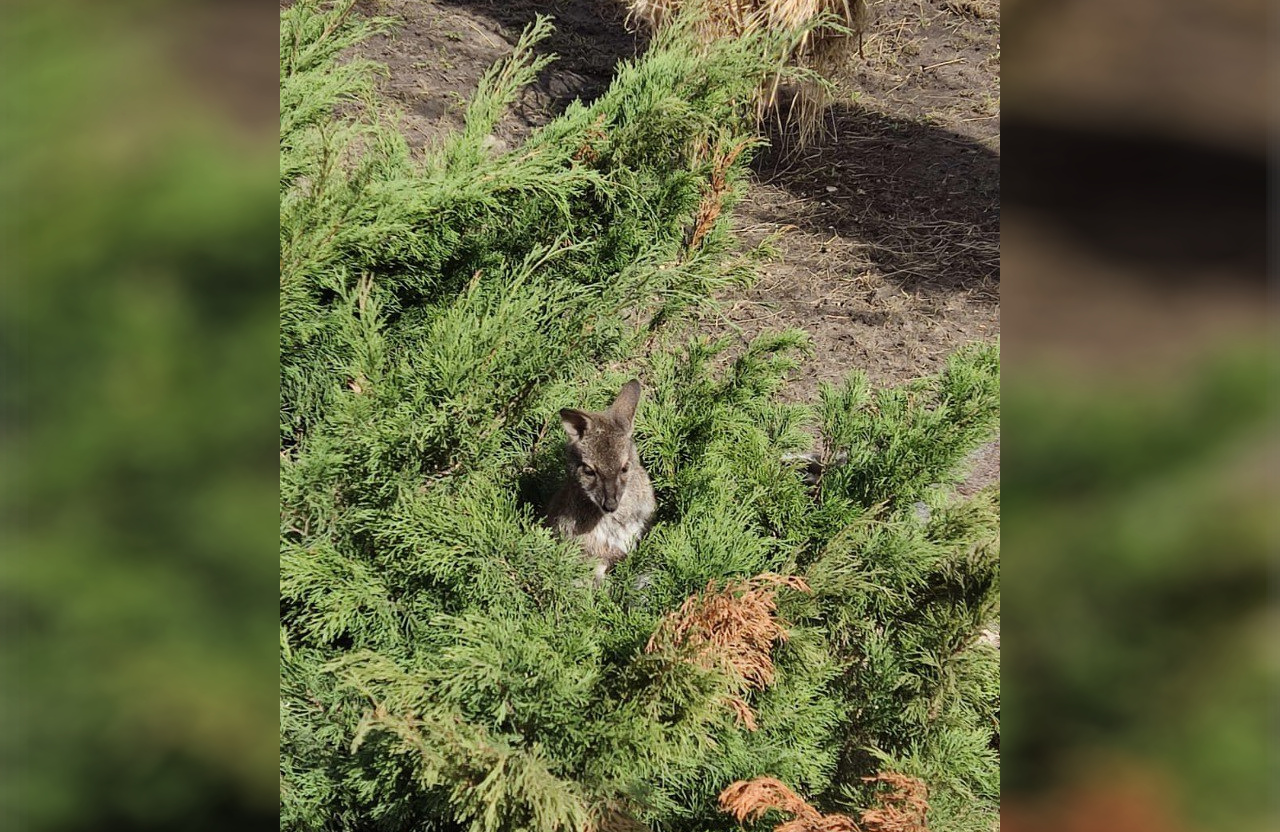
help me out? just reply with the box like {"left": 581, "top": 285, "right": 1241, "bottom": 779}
{"left": 281, "top": 3, "right": 999, "bottom": 830}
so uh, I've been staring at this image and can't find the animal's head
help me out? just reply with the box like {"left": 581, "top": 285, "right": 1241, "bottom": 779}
{"left": 560, "top": 380, "right": 641, "bottom": 513}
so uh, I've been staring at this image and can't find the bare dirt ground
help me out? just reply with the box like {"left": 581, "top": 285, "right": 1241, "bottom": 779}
{"left": 347, "top": 0, "right": 1001, "bottom": 489}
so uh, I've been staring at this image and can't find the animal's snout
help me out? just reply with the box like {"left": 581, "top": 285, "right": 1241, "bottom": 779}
{"left": 601, "top": 496, "right": 619, "bottom": 512}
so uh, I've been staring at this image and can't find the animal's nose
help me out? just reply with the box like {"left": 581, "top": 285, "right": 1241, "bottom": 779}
{"left": 602, "top": 497, "right": 618, "bottom": 512}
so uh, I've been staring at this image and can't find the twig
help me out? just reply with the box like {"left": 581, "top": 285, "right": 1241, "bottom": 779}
{"left": 461, "top": 15, "right": 502, "bottom": 49}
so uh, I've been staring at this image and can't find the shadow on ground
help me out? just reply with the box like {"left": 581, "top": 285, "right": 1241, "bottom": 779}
{"left": 432, "top": 0, "right": 646, "bottom": 116}
{"left": 434, "top": 0, "right": 1000, "bottom": 300}
{"left": 754, "top": 104, "right": 1000, "bottom": 297}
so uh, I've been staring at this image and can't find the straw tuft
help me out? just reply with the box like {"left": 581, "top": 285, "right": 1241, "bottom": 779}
{"left": 626, "top": 0, "right": 869, "bottom": 144}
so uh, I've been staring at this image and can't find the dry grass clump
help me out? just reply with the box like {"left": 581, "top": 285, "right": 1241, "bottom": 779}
{"left": 646, "top": 573, "right": 809, "bottom": 729}
{"left": 626, "top": 0, "right": 869, "bottom": 143}
{"left": 718, "top": 772, "right": 930, "bottom": 832}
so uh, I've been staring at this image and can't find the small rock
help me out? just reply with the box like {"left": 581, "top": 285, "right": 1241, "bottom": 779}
{"left": 481, "top": 134, "right": 509, "bottom": 156}
{"left": 825, "top": 185, "right": 838, "bottom": 193}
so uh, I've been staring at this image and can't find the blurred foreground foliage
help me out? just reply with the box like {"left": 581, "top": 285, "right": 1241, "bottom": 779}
{"left": 1003, "top": 343, "right": 1278, "bottom": 832}
{"left": 1, "top": 1, "right": 279, "bottom": 829}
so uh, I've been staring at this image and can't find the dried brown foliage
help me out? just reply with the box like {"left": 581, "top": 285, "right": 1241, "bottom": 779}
{"left": 719, "top": 777, "right": 859, "bottom": 832}
{"left": 719, "top": 772, "right": 930, "bottom": 832}
{"left": 646, "top": 573, "right": 809, "bottom": 728}
{"left": 722, "top": 694, "right": 757, "bottom": 731}
{"left": 720, "top": 777, "right": 817, "bottom": 823}
{"left": 646, "top": 572, "right": 809, "bottom": 685}
{"left": 573, "top": 114, "right": 609, "bottom": 164}
{"left": 858, "top": 773, "right": 929, "bottom": 832}
{"left": 686, "top": 137, "right": 751, "bottom": 251}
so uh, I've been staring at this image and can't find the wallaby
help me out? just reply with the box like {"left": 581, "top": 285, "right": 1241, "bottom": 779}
{"left": 547, "top": 380, "right": 656, "bottom": 586}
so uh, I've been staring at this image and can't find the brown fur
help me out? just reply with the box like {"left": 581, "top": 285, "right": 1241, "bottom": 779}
{"left": 547, "top": 380, "right": 656, "bottom": 585}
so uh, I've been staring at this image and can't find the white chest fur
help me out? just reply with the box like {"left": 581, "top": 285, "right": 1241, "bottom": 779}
{"left": 585, "top": 511, "right": 645, "bottom": 555}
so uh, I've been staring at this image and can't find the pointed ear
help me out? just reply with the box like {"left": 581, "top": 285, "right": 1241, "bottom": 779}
{"left": 608, "top": 380, "right": 641, "bottom": 429}
{"left": 560, "top": 408, "right": 592, "bottom": 441}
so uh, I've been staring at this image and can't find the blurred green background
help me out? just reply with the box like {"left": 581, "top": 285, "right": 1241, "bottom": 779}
{"left": 0, "top": 2, "right": 279, "bottom": 828}
{"left": 1001, "top": 1, "right": 1275, "bottom": 830}
{"left": 1001, "top": 346, "right": 1276, "bottom": 831}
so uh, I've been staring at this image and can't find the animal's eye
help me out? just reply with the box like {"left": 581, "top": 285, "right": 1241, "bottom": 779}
{"left": 621, "top": 463, "right": 630, "bottom": 474}
{"left": 581, "top": 466, "right": 596, "bottom": 478}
